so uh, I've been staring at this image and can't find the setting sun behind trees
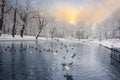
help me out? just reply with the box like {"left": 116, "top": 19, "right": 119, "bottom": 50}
{"left": 54, "top": 6, "right": 79, "bottom": 25}
{"left": 53, "top": 5, "right": 108, "bottom": 25}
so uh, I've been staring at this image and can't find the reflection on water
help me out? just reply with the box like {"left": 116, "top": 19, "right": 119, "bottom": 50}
{"left": 0, "top": 40, "right": 120, "bottom": 80}
{"left": 11, "top": 43, "right": 16, "bottom": 80}
{"left": 18, "top": 43, "right": 27, "bottom": 80}
{"left": 64, "top": 73, "right": 73, "bottom": 80}
{"left": 0, "top": 45, "right": 3, "bottom": 80}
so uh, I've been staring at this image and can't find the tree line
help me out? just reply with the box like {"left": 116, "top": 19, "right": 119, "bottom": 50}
{"left": 0, "top": 0, "right": 51, "bottom": 39}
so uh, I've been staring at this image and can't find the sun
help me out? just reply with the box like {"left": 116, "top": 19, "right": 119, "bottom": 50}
{"left": 70, "top": 20, "right": 76, "bottom": 25}
{"left": 54, "top": 6, "right": 78, "bottom": 25}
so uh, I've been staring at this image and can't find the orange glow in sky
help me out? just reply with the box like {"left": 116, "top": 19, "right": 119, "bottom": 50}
{"left": 53, "top": 6, "right": 109, "bottom": 24}
{"left": 47, "top": 0, "right": 120, "bottom": 24}
{"left": 53, "top": 6, "right": 79, "bottom": 25}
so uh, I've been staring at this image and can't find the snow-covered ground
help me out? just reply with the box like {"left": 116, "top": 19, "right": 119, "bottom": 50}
{"left": 90, "top": 39, "right": 120, "bottom": 48}
{"left": 0, "top": 34, "right": 82, "bottom": 43}
{"left": 0, "top": 34, "right": 43, "bottom": 41}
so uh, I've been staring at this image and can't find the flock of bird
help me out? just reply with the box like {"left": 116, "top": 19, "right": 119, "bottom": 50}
{"left": 1, "top": 39, "right": 77, "bottom": 79}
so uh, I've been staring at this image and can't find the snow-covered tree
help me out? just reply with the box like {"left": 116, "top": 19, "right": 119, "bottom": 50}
{"left": 36, "top": 12, "right": 49, "bottom": 39}
{"left": 18, "top": 0, "right": 36, "bottom": 38}
{"left": 0, "top": 0, "right": 12, "bottom": 36}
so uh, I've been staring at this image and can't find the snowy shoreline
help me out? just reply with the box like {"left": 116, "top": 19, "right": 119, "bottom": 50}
{"left": 0, "top": 34, "right": 82, "bottom": 43}
{"left": 0, "top": 34, "right": 120, "bottom": 49}
{"left": 90, "top": 39, "right": 120, "bottom": 49}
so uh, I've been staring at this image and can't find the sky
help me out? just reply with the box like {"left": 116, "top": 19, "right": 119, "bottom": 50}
{"left": 17, "top": 0, "right": 120, "bottom": 24}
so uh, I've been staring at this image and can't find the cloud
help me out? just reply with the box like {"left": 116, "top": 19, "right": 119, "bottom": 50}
{"left": 48, "top": 0, "right": 120, "bottom": 24}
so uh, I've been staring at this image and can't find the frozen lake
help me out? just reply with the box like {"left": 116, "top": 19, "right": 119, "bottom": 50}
{"left": 0, "top": 40, "right": 120, "bottom": 80}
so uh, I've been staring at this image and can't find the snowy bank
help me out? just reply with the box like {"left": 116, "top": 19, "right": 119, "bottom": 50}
{"left": 90, "top": 39, "right": 120, "bottom": 48}
{"left": 1, "top": 34, "right": 120, "bottom": 49}
{"left": 0, "top": 34, "right": 83, "bottom": 43}
{"left": 0, "top": 34, "right": 51, "bottom": 41}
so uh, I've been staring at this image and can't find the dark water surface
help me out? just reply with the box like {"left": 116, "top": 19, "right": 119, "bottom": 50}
{"left": 0, "top": 40, "right": 120, "bottom": 80}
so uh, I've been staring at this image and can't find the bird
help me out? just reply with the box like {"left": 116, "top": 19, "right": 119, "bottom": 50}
{"left": 61, "top": 43, "right": 63, "bottom": 46}
{"left": 62, "top": 62, "right": 73, "bottom": 71}
{"left": 53, "top": 52, "right": 57, "bottom": 55}
{"left": 56, "top": 50, "right": 58, "bottom": 53}
{"left": 47, "top": 49, "right": 50, "bottom": 52}
{"left": 63, "top": 56, "right": 66, "bottom": 59}
{"left": 71, "top": 53, "right": 77, "bottom": 59}
{"left": 7, "top": 46, "right": 10, "bottom": 49}
{"left": 64, "top": 73, "right": 73, "bottom": 80}
{"left": 57, "top": 39, "right": 59, "bottom": 41}
{"left": 35, "top": 47, "right": 38, "bottom": 50}
{"left": 64, "top": 45, "right": 67, "bottom": 48}
{"left": 43, "top": 49, "right": 46, "bottom": 51}
{"left": 71, "top": 48, "right": 74, "bottom": 50}
{"left": 51, "top": 50, "right": 53, "bottom": 52}
{"left": 4, "top": 48, "right": 7, "bottom": 51}
{"left": 68, "top": 62, "right": 73, "bottom": 67}
{"left": 20, "top": 49, "right": 22, "bottom": 52}
{"left": 39, "top": 50, "right": 42, "bottom": 52}
{"left": 66, "top": 50, "right": 69, "bottom": 52}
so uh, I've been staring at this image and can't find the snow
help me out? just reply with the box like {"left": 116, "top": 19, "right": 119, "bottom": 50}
{"left": 90, "top": 39, "right": 120, "bottom": 48}
{"left": 0, "top": 34, "right": 120, "bottom": 49}
{"left": 0, "top": 34, "right": 82, "bottom": 43}
{"left": 0, "top": 34, "right": 50, "bottom": 41}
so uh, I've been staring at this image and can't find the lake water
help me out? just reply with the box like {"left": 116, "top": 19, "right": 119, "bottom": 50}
{"left": 0, "top": 40, "right": 120, "bottom": 80}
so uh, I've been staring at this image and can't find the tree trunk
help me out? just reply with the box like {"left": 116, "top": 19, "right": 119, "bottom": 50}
{"left": 36, "top": 30, "right": 41, "bottom": 39}
{"left": 3, "top": 24, "right": 5, "bottom": 33}
{"left": 0, "top": 0, "right": 5, "bottom": 36}
{"left": 20, "top": 25, "right": 25, "bottom": 38}
{"left": 51, "top": 32, "right": 54, "bottom": 39}
{"left": 0, "top": 19, "right": 2, "bottom": 36}
{"left": 12, "top": 9, "right": 17, "bottom": 37}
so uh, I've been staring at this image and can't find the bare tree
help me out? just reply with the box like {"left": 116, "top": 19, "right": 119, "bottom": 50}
{"left": 0, "top": 0, "right": 12, "bottom": 36}
{"left": 12, "top": 0, "right": 17, "bottom": 37}
{"left": 76, "top": 30, "right": 81, "bottom": 40}
{"left": 50, "top": 27, "right": 56, "bottom": 39}
{"left": 76, "top": 30, "right": 84, "bottom": 40}
{"left": 36, "top": 13, "right": 48, "bottom": 39}
{"left": 18, "top": 0, "right": 36, "bottom": 38}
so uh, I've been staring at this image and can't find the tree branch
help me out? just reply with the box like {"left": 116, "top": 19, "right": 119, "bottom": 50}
{"left": 27, "top": 15, "right": 37, "bottom": 21}
{"left": 5, "top": 6, "right": 12, "bottom": 14}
